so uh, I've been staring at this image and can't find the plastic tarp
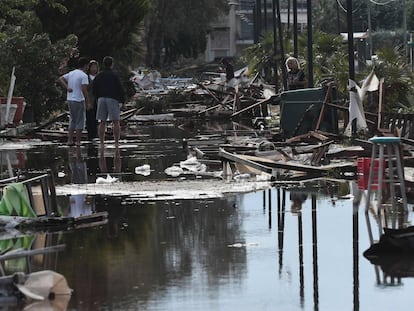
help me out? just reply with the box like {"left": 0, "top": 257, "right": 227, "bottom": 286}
{"left": 345, "top": 69, "right": 379, "bottom": 136}
{"left": 0, "top": 182, "right": 36, "bottom": 217}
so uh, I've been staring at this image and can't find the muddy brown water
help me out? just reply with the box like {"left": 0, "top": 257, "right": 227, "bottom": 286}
{"left": 1, "top": 123, "right": 414, "bottom": 310}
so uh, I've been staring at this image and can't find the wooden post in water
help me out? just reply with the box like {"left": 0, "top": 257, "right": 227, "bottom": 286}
{"left": 311, "top": 195, "right": 319, "bottom": 309}
{"left": 268, "top": 188, "right": 272, "bottom": 229}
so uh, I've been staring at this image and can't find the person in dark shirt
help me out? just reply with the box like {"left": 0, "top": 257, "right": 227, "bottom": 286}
{"left": 221, "top": 58, "right": 234, "bottom": 82}
{"left": 220, "top": 58, "right": 235, "bottom": 91}
{"left": 86, "top": 60, "right": 99, "bottom": 140}
{"left": 286, "top": 57, "right": 306, "bottom": 90}
{"left": 92, "top": 56, "right": 125, "bottom": 147}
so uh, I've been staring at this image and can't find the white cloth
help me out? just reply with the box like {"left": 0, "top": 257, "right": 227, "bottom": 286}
{"left": 345, "top": 69, "right": 379, "bottom": 136}
{"left": 63, "top": 69, "right": 89, "bottom": 101}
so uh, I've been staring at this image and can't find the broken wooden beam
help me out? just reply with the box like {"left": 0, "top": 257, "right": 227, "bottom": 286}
{"left": 219, "top": 148, "right": 329, "bottom": 176}
{"left": 27, "top": 112, "right": 68, "bottom": 135}
{"left": 120, "top": 107, "right": 144, "bottom": 121}
{"left": 315, "top": 82, "right": 334, "bottom": 131}
{"left": 219, "top": 148, "right": 274, "bottom": 175}
{"left": 286, "top": 130, "right": 330, "bottom": 143}
{"left": 231, "top": 98, "right": 270, "bottom": 118}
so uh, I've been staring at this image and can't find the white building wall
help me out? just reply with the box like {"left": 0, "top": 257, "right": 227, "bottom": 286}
{"left": 205, "top": 2, "right": 307, "bottom": 62}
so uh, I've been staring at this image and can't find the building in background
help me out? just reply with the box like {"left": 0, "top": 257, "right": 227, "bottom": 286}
{"left": 205, "top": 0, "right": 308, "bottom": 62}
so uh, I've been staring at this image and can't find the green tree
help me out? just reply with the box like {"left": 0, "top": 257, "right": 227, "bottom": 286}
{"left": 242, "top": 31, "right": 349, "bottom": 92}
{"left": 314, "top": 0, "right": 408, "bottom": 33}
{"left": 240, "top": 31, "right": 276, "bottom": 84}
{"left": 0, "top": 0, "right": 77, "bottom": 123}
{"left": 36, "top": 0, "right": 151, "bottom": 70}
{"left": 145, "top": 0, "right": 227, "bottom": 68}
{"left": 368, "top": 46, "right": 414, "bottom": 112}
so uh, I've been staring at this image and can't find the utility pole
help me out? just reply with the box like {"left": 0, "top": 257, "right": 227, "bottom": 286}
{"left": 256, "top": 0, "right": 262, "bottom": 38}
{"left": 347, "top": 0, "right": 356, "bottom": 135}
{"left": 306, "top": 0, "right": 313, "bottom": 87}
{"left": 276, "top": 0, "right": 287, "bottom": 90}
{"left": 403, "top": 0, "right": 408, "bottom": 60}
{"left": 367, "top": 0, "right": 372, "bottom": 59}
{"left": 272, "top": 0, "right": 279, "bottom": 91}
{"left": 293, "top": 0, "right": 298, "bottom": 57}
{"left": 347, "top": 0, "right": 355, "bottom": 82}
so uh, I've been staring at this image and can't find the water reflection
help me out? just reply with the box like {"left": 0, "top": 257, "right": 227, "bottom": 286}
{"left": 0, "top": 232, "right": 65, "bottom": 308}
{"left": 95, "top": 196, "right": 126, "bottom": 238}
{"left": 68, "top": 147, "right": 87, "bottom": 185}
{"left": 65, "top": 146, "right": 94, "bottom": 218}
{"left": 2, "top": 179, "right": 414, "bottom": 309}
{"left": 2, "top": 123, "right": 414, "bottom": 309}
{"left": 55, "top": 197, "right": 245, "bottom": 310}
{"left": 98, "top": 146, "right": 121, "bottom": 175}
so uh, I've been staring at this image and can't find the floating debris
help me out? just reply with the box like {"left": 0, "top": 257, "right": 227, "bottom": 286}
{"left": 135, "top": 164, "right": 151, "bottom": 176}
{"left": 96, "top": 174, "right": 119, "bottom": 184}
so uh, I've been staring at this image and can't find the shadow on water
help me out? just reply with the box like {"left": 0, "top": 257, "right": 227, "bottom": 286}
{"left": 3, "top": 123, "right": 414, "bottom": 309}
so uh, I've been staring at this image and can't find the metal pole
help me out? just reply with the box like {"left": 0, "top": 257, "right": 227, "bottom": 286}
{"left": 367, "top": 0, "right": 373, "bottom": 58}
{"left": 411, "top": 33, "right": 414, "bottom": 71}
{"left": 272, "top": 0, "right": 279, "bottom": 91}
{"left": 311, "top": 195, "right": 319, "bottom": 309}
{"left": 268, "top": 188, "right": 272, "bottom": 229}
{"left": 403, "top": 0, "right": 408, "bottom": 60}
{"left": 353, "top": 205, "right": 360, "bottom": 310}
{"left": 263, "top": 0, "right": 268, "bottom": 30}
{"left": 293, "top": 0, "right": 298, "bottom": 57}
{"left": 347, "top": 0, "right": 355, "bottom": 135}
{"left": 276, "top": 0, "right": 287, "bottom": 90}
{"left": 347, "top": 0, "right": 355, "bottom": 81}
{"left": 336, "top": 1, "right": 340, "bottom": 34}
{"left": 253, "top": 5, "right": 259, "bottom": 43}
{"left": 256, "top": 0, "right": 262, "bottom": 38}
{"left": 287, "top": 0, "right": 291, "bottom": 30}
{"left": 306, "top": 0, "right": 314, "bottom": 87}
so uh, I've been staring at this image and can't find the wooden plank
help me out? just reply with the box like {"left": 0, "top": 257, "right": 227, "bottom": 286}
{"left": 0, "top": 245, "right": 65, "bottom": 261}
{"left": 231, "top": 98, "right": 270, "bottom": 118}
{"left": 315, "top": 82, "right": 333, "bottom": 130}
{"left": 219, "top": 148, "right": 328, "bottom": 175}
{"left": 197, "top": 83, "right": 221, "bottom": 104}
{"left": 286, "top": 130, "right": 329, "bottom": 143}
{"left": 28, "top": 112, "right": 68, "bottom": 134}
{"left": 219, "top": 149, "right": 273, "bottom": 175}
{"left": 237, "top": 153, "right": 329, "bottom": 174}
{"left": 120, "top": 107, "right": 144, "bottom": 120}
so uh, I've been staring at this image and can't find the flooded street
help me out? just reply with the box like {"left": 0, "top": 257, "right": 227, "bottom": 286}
{"left": 2, "top": 123, "right": 414, "bottom": 310}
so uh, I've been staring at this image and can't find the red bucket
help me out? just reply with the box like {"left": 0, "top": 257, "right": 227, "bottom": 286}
{"left": 357, "top": 157, "right": 384, "bottom": 190}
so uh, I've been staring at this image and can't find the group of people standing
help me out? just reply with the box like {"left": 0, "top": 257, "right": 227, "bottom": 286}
{"left": 58, "top": 56, "right": 126, "bottom": 147}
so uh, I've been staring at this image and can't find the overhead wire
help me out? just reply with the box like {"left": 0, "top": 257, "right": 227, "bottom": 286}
{"left": 335, "top": 0, "right": 360, "bottom": 13}
{"left": 336, "top": 0, "right": 399, "bottom": 13}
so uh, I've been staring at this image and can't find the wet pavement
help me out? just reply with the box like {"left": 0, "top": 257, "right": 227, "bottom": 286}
{"left": 1, "top": 123, "right": 414, "bottom": 310}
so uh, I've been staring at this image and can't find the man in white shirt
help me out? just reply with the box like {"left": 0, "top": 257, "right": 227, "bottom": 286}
{"left": 59, "top": 57, "right": 90, "bottom": 146}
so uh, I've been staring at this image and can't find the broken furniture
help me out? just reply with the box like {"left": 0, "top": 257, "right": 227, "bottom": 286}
{"left": 365, "top": 136, "right": 408, "bottom": 237}
{"left": 0, "top": 172, "right": 107, "bottom": 231}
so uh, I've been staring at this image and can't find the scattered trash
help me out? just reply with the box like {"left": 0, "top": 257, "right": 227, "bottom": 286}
{"left": 135, "top": 164, "right": 151, "bottom": 176}
{"left": 164, "top": 166, "right": 184, "bottom": 177}
{"left": 227, "top": 242, "right": 259, "bottom": 248}
{"left": 96, "top": 174, "right": 119, "bottom": 184}
{"left": 15, "top": 270, "right": 72, "bottom": 300}
{"left": 179, "top": 156, "right": 206, "bottom": 173}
